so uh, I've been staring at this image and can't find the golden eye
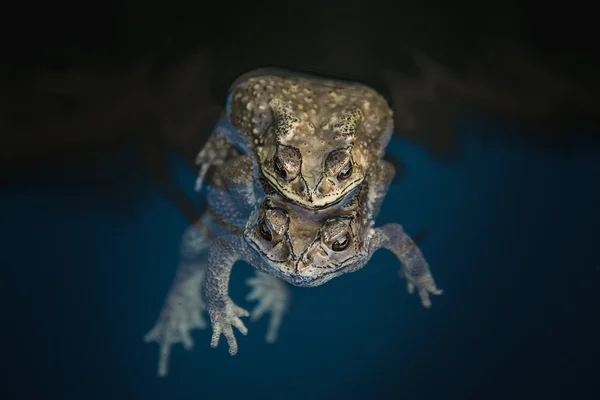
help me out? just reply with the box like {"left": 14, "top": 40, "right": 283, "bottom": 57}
{"left": 331, "top": 233, "right": 351, "bottom": 251}
{"left": 337, "top": 162, "right": 353, "bottom": 181}
{"left": 273, "top": 156, "right": 287, "bottom": 178}
{"left": 259, "top": 219, "right": 272, "bottom": 241}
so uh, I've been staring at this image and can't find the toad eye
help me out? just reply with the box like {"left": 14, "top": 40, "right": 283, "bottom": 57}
{"left": 273, "top": 156, "right": 287, "bottom": 178}
{"left": 337, "top": 162, "right": 353, "bottom": 181}
{"left": 331, "top": 233, "right": 351, "bottom": 251}
{"left": 258, "top": 219, "right": 272, "bottom": 241}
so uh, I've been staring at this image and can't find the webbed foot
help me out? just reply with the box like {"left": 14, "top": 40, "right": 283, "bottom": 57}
{"left": 245, "top": 272, "right": 290, "bottom": 343}
{"left": 208, "top": 301, "right": 249, "bottom": 355}
{"left": 144, "top": 268, "right": 207, "bottom": 376}
{"left": 399, "top": 268, "right": 443, "bottom": 308}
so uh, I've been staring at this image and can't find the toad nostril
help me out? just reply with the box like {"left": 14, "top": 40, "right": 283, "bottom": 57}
{"left": 307, "top": 192, "right": 313, "bottom": 202}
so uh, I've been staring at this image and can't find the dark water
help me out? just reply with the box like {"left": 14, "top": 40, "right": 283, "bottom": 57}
{"left": 2, "top": 121, "right": 598, "bottom": 399}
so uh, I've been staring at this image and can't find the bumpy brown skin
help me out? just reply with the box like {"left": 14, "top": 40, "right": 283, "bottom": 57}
{"left": 202, "top": 157, "right": 442, "bottom": 356}
{"left": 147, "top": 145, "right": 442, "bottom": 365}
{"left": 224, "top": 68, "right": 395, "bottom": 209}
{"left": 165, "top": 70, "right": 440, "bottom": 359}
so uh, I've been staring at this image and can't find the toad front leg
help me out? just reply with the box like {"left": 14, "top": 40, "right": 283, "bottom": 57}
{"left": 204, "top": 235, "right": 261, "bottom": 355}
{"left": 194, "top": 119, "right": 253, "bottom": 192}
{"left": 372, "top": 224, "right": 443, "bottom": 308}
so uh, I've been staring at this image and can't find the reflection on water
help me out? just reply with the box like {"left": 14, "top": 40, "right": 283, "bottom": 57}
{"left": 1, "top": 123, "right": 599, "bottom": 399}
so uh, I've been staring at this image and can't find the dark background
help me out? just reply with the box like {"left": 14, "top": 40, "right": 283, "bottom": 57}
{"left": 1, "top": 1, "right": 599, "bottom": 399}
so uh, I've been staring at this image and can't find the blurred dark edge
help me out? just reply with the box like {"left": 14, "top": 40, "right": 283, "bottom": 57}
{"left": 1, "top": 0, "right": 598, "bottom": 219}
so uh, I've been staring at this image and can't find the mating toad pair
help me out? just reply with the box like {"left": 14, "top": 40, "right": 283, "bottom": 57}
{"left": 144, "top": 69, "right": 442, "bottom": 377}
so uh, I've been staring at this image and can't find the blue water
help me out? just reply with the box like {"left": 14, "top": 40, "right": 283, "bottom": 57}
{"left": 2, "top": 123, "right": 599, "bottom": 399}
